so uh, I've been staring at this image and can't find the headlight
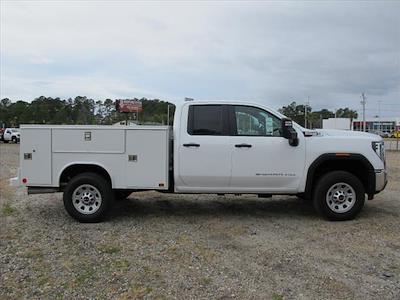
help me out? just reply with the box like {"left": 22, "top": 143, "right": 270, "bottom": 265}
{"left": 372, "top": 141, "right": 385, "bottom": 161}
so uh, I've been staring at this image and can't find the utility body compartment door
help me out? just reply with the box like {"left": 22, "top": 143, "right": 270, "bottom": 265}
{"left": 20, "top": 128, "right": 52, "bottom": 186}
{"left": 52, "top": 129, "right": 124, "bottom": 153}
{"left": 125, "top": 129, "right": 169, "bottom": 189}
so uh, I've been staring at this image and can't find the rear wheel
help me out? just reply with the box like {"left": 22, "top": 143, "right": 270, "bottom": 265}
{"left": 63, "top": 172, "right": 114, "bottom": 222}
{"left": 313, "top": 171, "right": 365, "bottom": 221}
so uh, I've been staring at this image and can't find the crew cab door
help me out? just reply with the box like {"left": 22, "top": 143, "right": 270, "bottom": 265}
{"left": 229, "top": 105, "right": 305, "bottom": 192}
{"left": 176, "top": 104, "right": 232, "bottom": 191}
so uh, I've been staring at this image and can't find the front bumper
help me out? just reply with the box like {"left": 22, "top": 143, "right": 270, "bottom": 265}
{"left": 375, "top": 169, "right": 387, "bottom": 192}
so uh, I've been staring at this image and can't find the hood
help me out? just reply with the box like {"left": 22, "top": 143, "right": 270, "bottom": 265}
{"left": 315, "top": 129, "right": 382, "bottom": 140}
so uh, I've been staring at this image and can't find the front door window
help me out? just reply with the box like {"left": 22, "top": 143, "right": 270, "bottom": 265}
{"left": 233, "top": 106, "right": 282, "bottom": 137}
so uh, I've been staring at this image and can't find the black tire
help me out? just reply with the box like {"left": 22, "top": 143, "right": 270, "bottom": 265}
{"left": 3, "top": 140, "right": 8, "bottom": 143}
{"left": 114, "top": 190, "right": 132, "bottom": 201}
{"left": 12, "top": 137, "right": 16, "bottom": 143}
{"left": 313, "top": 171, "right": 365, "bottom": 221}
{"left": 63, "top": 172, "right": 114, "bottom": 223}
{"left": 296, "top": 193, "right": 310, "bottom": 201}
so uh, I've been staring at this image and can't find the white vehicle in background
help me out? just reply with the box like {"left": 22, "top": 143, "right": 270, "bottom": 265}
{"left": 10, "top": 100, "right": 387, "bottom": 222}
{"left": 2, "top": 128, "right": 20, "bottom": 143}
{"left": 322, "top": 118, "right": 351, "bottom": 130}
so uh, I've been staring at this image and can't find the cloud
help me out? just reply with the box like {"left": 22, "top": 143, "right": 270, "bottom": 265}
{"left": 1, "top": 74, "right": 169, "bottom": 101}
{"left": 1, "top": 1, "right": 399, "bottom": 117}
{"left": 28, "top": 57, "right": 54, "bottom": 65}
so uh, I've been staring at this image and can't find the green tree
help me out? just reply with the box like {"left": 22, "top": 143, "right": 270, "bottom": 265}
{"left": 279, "top": 102, "right": 359, "bottom": 129}
{"left": 278, "top": 102, "right": 310, "bottom": 126}
{"left": 0, "top": 96, "right": 170, "bottom": 127}
{"left": 335, "top": 108, "right": 358, "bottom": 120}
{"left": 308, "top": 109, "right": 335, "bottom": 128}
{"left": 0, "top": 98, "right": 12, "bottom": 126}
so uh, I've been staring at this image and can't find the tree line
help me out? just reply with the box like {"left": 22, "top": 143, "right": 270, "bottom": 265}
{"left": 0, "top": 96, "right": 174, "bottom": 127}
{"left": 0, "top": 96, "right": 357, "bottom": 129}
{"left": 279, "top": 102, "right": 358, "bottom": 129}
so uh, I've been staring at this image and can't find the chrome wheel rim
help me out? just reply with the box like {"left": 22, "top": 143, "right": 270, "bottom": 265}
{"left": 326, "top": 182, "right": 356, "bottom": 213}
{"left": 72, "top": 184, "right": 102, "bottom": 214}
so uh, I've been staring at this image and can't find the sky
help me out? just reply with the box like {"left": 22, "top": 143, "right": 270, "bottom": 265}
{"left": 1, "top": 0, "right": 399, "bottom": 118}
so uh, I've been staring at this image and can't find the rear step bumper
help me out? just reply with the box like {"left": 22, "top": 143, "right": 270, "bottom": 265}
{"left": 27, "top": 187, "right": 60, "bottom": 194}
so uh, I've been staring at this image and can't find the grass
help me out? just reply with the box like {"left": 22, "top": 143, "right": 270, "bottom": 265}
{"left": 140, "top": 265, "right": 163, "bottom": 281}
{"left": 23, "top": 249, "right": 44, "bottom": 259}
{"left": 75, "top": 268, "right": 95, "bottom": 286}
{"left": 37, "top": 274, "right": 50, "bottom": 287}
{"left": 98, "top": 244, "right": 122, "bottom": 254}
{"left": 200, "top": 277, "right": 212, "bottom": 286}
{"left": 272, "top": 293, "right": 284, "bottom": 300}
{"left": 195, "top": 244, "right": 216, "bottom": 262}
{"left": 2, "top": 202, "right": 17, "bottom": 216}
{"left": 130, "top": 284, "right": 153, "bottom": 299}
{"left": 113, "top": 259, "right": 130, "bottom": 270}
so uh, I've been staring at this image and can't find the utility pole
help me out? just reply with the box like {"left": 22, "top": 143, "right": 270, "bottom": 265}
{"left": 167, "top": 104, "right": 171, "bottom": 126}
{"left": 378, "top": 100, "right": 381, "bottom": 133}
{"left": 305, "top": 96, "right": 310, "bottom": 128}
{"left": 361, "top": 93, "right": 367, "bottom": 132}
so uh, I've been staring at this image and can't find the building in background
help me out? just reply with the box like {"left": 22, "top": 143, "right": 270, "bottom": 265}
{"left": 352, "top": 117, "right": 400, "bottom": 134}
{"left": 322, "top": 118, "right": 352, "bottom": 130}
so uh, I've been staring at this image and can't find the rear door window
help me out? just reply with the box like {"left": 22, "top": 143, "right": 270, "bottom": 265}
{"left": 188, "top": 105, "right": 225, "bottom": 135}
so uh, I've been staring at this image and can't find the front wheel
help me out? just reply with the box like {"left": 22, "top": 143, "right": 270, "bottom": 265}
{"left": 313, "top": 171, "right": 365, "bottom": 221}
{"left": 63, "top": 172, "right": 114, "bottom": 222}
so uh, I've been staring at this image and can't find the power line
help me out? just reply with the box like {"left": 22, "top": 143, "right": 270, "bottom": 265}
{"left": 364, "top": 109, "right": 400, "bottom": 112}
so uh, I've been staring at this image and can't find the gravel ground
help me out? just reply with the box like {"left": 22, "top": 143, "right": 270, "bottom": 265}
{"left": 1, "top": 143, "right": 399, "bottom": 300}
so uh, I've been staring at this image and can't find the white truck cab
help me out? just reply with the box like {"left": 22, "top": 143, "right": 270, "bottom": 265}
{"left": 10, "top": 100, "right": 387, "bottom": 222}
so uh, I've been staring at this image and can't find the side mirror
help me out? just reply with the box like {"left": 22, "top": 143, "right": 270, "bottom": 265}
{"left": 281, "top": 118, "right": 299, "bottom": 147}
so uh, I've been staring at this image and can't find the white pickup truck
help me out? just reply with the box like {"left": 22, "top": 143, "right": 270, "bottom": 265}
{"left": 2, "top": 128, "right": 20, "bottom": 143}
{"left": 10, "top": 100, "right": 387, "bottom": 222}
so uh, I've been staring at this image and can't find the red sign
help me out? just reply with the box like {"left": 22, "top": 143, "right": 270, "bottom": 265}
{"left": 116, "top": 100, "right": 143, "bottom": 113}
